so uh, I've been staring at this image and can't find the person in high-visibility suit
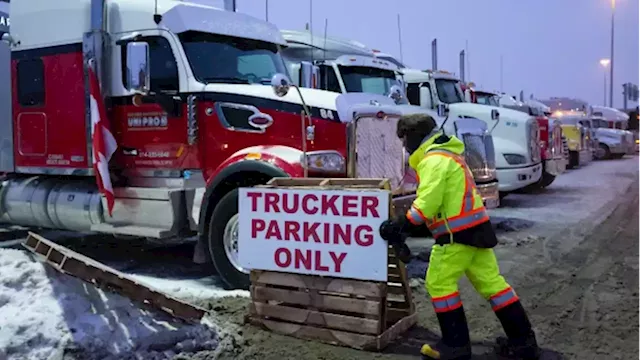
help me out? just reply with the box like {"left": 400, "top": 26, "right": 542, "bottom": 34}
{"left": 380, "top": 113, "right": 541, "bottom": 360}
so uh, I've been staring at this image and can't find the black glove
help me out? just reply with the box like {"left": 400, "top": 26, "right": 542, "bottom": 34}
{"left": 395, "top": 242, "right": 413, "bottom": 264}
{"left": 379, "top": 216, "right": 423, "bottom": 243}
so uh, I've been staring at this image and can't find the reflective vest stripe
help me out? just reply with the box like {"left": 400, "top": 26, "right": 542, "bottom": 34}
{"left": 407, "top": 206, "right": 427, "bottom": 225}
{"left": 432, "top": 291, "right": 463, "bottom": 313}
{"left": 423, "top": 149, "right": 490, "bottom": 239}
{"left": 489, "top": 287, "right": 519, "bottom": 311}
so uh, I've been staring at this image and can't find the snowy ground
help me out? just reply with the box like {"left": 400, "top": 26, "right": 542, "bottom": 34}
{"left": 0, "top": 155, "right": 637, "bottom": 359}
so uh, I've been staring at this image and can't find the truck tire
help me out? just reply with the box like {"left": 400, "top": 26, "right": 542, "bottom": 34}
{"left": 538, "top": 172, "right": 556, "bottom": 188}
{"left": 207, "top": 188, "right": 250, "bottom": 290}
{"left": 595, "top": 143, "right": 611, "bottom": 160}
{"left": 568, "top": 151, "right": 579, "bottom": 169}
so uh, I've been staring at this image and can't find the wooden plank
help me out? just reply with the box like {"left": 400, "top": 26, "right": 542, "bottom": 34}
{"left": 376, "top": 312, "right": 418, "bottom": 349}
{"left": 251, "top": 286, "right": 381, "bottom": 316}
{"left": 386, "top": 282, "right": 407, "bottom": 295}
{"left": 251, "top": 302, "right": 380, "bottom": 335}
{"left": 386, "top": 308, "right": 411, "bottom": 324}
{"left": 252, "top": 318, "right": 378, "bottom": 350}
{"left": 250, "top": 271, "right": 385, "bottom": 298}
{"left": 266, "top": 178, "right": 326, "bottom": 187}
{"left": 22, "top": 232, "right": 207, "bottom": 322}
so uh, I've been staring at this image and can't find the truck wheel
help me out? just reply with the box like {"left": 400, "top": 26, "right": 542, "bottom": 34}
{"left": 207, "top": 188, "right": 250, "bottom": 290}
{"left": 568, "top": 151, "right": 579, "bottom": 168}
{"left": 538, "top": 172, "right": 556, "bottom": 188}
{"left": 499, "top": 192, "right": 509, "bottom": 201}
{"left": 595, "top": 144, "right": 611, "bottom": 160}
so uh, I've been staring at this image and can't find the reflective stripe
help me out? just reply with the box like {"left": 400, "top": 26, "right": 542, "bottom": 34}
{"left": 407, "top": 206, "right": 426, "bottom": 225}
{"left": 489, "top": 287, "right": 519, "bottom": 311}
{"left": 432, "top": 292, "right": 463, "bottom": 313}
{"left": 423, "top": 149, "right": 489, "bottom": 239}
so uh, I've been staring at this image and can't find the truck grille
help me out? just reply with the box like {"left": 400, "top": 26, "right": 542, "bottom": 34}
{"left": 527, "top": 119, "right": 542, "bottom": 163}
{"left": 461, "top": 133, "right": 496, "bottom": 182}
{"left": 353, "top": 115, "right": 410, "bottom": 194}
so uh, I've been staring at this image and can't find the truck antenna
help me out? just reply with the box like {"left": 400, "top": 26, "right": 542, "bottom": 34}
{"left": 308, "top": 0, "right": 314, "bottom": 64}
{"left": 322, "top": 18, "right": 328, "bottom": 62}
{"left": 397, "top": 14, "right": 404, "bottom": 64}
{"left": 153, "top": 0, "right": 162, "bottom": 25}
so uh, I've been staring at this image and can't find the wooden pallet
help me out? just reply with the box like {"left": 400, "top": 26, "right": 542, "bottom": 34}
{"left": 22, "top": 232, "right": 206, "bottom": 322}
{"left": 248, "top": 178, "right": 417, "bottom": 351}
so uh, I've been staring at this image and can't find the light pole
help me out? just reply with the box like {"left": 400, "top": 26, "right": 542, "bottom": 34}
{"left": 600, "top": 58, "right": 610, "bottom": 106}
{"left": 609, "top": 0, "right": 615, "bottom": 107}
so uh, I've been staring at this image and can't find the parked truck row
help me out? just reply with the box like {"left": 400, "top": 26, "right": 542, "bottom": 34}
{"left": 0, "top": 0, "right": 635, "bottom": 290}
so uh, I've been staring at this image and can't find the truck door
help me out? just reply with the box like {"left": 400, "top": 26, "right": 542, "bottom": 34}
{"left": 111, "top": 32, "right": 196, "bottom": 172}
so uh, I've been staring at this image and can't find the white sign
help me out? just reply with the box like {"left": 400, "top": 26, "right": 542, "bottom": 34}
{"left": 238, "top": 187, "right": 390, "bottom": 282}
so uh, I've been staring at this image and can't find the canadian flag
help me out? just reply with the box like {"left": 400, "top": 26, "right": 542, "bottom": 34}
{"left": 88, "top": 67, "right": 118, "bottom": 217}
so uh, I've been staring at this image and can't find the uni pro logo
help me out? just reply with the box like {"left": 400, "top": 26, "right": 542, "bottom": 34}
{"left": 127, "top": 111, "right": 169, "bottom": 129}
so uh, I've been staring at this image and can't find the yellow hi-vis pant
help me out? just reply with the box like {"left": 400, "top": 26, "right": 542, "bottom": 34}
{"left": 426, "top": 243, "right": 519, "bottom": 313}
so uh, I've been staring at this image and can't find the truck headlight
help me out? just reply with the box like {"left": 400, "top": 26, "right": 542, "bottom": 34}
{"left": 303, "top": 151, "right": 346, "bottom": 174}
{"left": 503, "top": 153, "right": 526, "bottom": 165}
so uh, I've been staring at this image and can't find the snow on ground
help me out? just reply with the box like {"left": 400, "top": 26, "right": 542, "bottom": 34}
{"left": 128, "top": 274, "right": 249, "bottom": 302}
{"left": 0, "top": 248, "right": 219, "bottom": 360}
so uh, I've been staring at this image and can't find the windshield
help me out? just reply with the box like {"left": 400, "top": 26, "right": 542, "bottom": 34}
{"left": 338, "top": 65, "right": 398, "bottom": 95}
{"left": 475, "top": 93, "right": 499, "bottom": 106}
{"left": 178, "top": 31, "right": 288, "bottom": 85}
{"left": 592, "top": 119, "right": 608, "bottom": 128}
{"left": 435, "top": 79, "right": 465, "bottom": 104}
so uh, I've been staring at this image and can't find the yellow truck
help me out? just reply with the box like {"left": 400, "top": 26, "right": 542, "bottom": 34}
{"left": 552, "top": 111, "right": 593, "bottom": 168}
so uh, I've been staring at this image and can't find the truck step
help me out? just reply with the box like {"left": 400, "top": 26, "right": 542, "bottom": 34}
{"left": 90, "top": 223, "right": 176, "bottom": 239}
{"left": 112, "top": 187, "right": 176, "bottom": 201}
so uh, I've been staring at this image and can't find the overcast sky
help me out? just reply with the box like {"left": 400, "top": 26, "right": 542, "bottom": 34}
{"left": 225, "top": 0, "right": 638, "bottom": 109}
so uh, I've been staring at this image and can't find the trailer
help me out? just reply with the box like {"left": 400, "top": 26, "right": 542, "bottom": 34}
{"left": 0, "top": 0, "right": 420, "bottom": 290}
{"left": 280, "top": 30, "right": 500, "bottom": 209}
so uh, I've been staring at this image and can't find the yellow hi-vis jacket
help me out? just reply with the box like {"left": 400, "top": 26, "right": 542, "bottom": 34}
{"left": 406, "top": 133, "right": 489, "bottom": 240}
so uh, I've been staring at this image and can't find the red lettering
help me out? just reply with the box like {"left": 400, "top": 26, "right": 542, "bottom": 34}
{"left": 264, "top": 193, "right": 280, "bottom": 213}
{"left": 329, "top": 252, "right": 347, "bottom": 273}
{"left": 333, "top": 224, "right": 351, "bottom": 245}
{"left": 303, "top": 222, "right": 321, "bottom": 243}
{"left": 314, "top": 251, "right": 329, "bottom": 272}
{"left": 274, "top": 248, "right": 291, "bottom": 268}
{"left": 302, "top": 194, "right": 318, "bottom": 215}
{"left": 354, "top": 225, "right": 373, "bottom": 247}
{"left": 251, "top": 219, "right": 265, "bottom": 238}
{"left": 246, "top": 191, "right": 263, "bottom": 212}
{"left": 284, "top": 221, "right": 301, "bottom": 241}
{"left": 282, "top": 193, "right": 299, "bottom": 214}
{"left": 294, "top": 249, "right": 312, "bottom": 270}
{"left": 321, "top": 195, "right": 339, "bottom": 216}
{"left": 342, "top": 195, "right": 358, "bottom": 217}
{"left": 265, "top": 220, "right": 282, "bottom": 240}
{"left": 361, "top": 196, "right": 380, "bottom": 218}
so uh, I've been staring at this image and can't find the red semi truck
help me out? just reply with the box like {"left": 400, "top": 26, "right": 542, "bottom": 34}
{"left": 0, "top": 0, "right": 416, "bottom": 289}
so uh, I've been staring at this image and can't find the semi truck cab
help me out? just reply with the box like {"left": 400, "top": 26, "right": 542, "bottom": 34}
{"left": 402, "top": 69, "right": 542, "bottom": 198}
{"left": 0, "top": 0, "right": 414, "bottom": 290}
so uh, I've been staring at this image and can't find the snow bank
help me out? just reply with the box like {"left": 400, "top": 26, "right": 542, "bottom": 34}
{"left": 128, "top": 274, "right": 249, "bottom": 302}
{"left": 0, "top": 248, "right": 219, "bottom": 360}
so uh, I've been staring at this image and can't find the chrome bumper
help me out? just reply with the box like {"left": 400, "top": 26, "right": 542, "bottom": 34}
{"left": 544, "top": 157, "right": 567, "bottom": 176}
{"left": 477, "top": 181, "right": 500, "bottom": 209}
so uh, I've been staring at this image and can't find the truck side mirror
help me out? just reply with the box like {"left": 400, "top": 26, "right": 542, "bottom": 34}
{"left": 287, "top": 63, "right": 301, "bottom": 87}
{"left": 125, "top": 41, "right": 150, "bottom": 94}
{"left": 388, "top": 84, "right": 405, "bottom": 104}
{"left": 419, "top": 86, "right": 433, "bottom": 109}
{"left": 464, "top": 88, "right": 472, "bottom": 103}
{"left": 299, "top": 61, "right": 319, "bottom": 89}
{"left": 491, "top": 109, "right": 500, "bottom": 120}
{"left": 271, "top": 73, "right": 291, "bottom": 97}
{"left": 436, "top": 103, "right": 448, "bottom": 117}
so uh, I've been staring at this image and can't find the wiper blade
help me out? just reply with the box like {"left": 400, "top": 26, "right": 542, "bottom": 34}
{"left": 203, "top": 77, "right": 249, "bottom": 84}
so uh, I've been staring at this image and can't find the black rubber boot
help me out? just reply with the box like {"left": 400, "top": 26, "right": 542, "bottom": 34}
{"left": 421, "top": 307, "right": 472, "bottom": 360}
{"left": 493, "top": 300, "right": 541, "bottom": 360}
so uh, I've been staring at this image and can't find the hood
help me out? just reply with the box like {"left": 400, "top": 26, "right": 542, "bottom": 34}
{"left": 449, "top": 102, "right": 529, "bottom": 122}
{"left": 408, "top": 133, "right": 465, "bottom": 170}
{"left": 596, "top": 128, "right": 626, "bottom": 136}
{"left": 203, "top": 82, "right": 341, "bottom": 115}
{"left": 335, "top": 93, "right": 446, "bottom": 124}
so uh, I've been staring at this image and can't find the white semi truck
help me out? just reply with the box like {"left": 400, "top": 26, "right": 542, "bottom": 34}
{"left": 400, "top": 68, "right": 542, "bottom": 199}
{"left": 281, "top": 30, "right": 501, "bottom": 209}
